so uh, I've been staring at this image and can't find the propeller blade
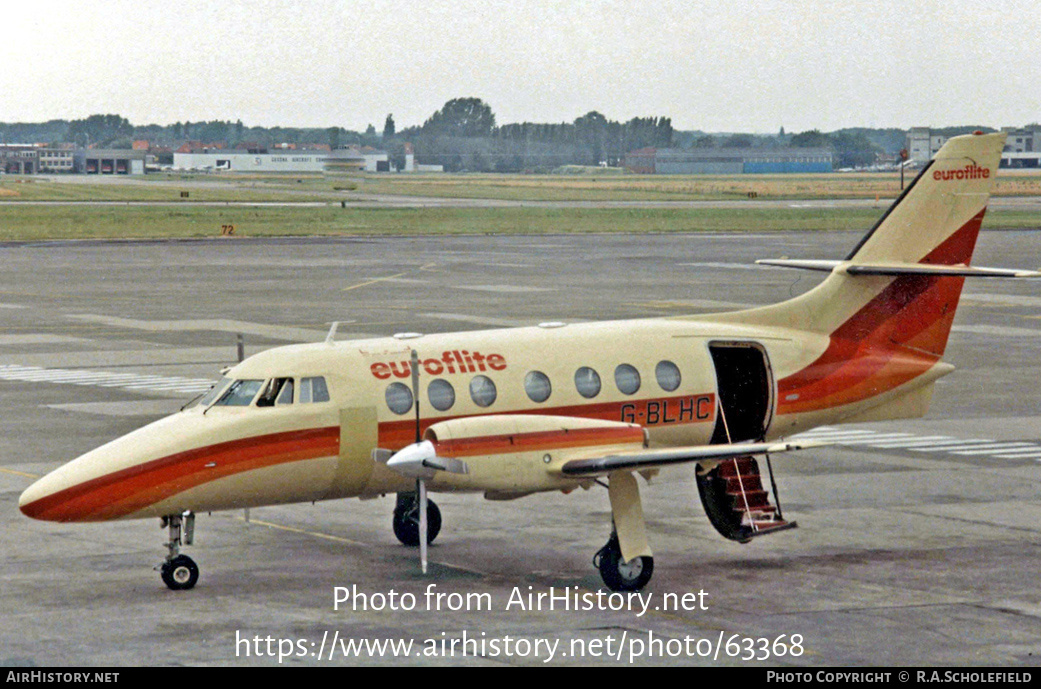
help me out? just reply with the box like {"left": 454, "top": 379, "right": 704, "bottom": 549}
{"left": 418, "top": 478, "right": 428, "bottom": 574}
{"left": 410, "top": 349, "right": 428, "bottom": 574}
{"left": 411, "top": 349, "right": 421, "bottom": 443}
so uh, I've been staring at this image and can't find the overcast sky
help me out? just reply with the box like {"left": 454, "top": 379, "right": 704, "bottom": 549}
{"left": 3, "top": 0, "right": 1038, "bottom": 133}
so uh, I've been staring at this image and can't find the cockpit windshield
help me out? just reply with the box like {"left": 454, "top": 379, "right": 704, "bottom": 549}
{"left": 196, "top": 378, "right": 232, "bottom": 407}
{"left": 202, "top": 376, "right": 329, "bottom": 408}
{"left": 213, "top": 379, "right": 264, "bottom": 406}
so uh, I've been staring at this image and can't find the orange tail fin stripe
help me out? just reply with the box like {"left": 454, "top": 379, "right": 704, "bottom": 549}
{"left": 778, "top": 209, "right": 985, "bottom": 414}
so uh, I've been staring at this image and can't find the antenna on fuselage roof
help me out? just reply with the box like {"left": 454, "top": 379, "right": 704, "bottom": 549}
{"left": 324, "top": 321, "right": 339, "bottom": 345}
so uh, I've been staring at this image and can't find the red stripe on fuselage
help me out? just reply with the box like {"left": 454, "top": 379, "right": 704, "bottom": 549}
{"left": 21, "top": 427, "right": 340, "bottom": 522}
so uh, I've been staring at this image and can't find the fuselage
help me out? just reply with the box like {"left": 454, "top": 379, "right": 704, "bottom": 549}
{"left": 18, "top": 309, "right": 947, "bottom": 523}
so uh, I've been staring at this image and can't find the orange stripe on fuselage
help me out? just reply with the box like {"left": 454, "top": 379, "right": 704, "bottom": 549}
{"left": 21, "top": 427, "right": 340, "bottom": 522}
{"left": 777, "top": 209, "right": 984, "bottom": 415}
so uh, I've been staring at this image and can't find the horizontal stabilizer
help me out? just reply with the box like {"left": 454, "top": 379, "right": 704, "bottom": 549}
{"left": 558, "top": 440, "right": 825, "bottom": 477}
{"left": 755, "top": 259, "right": 841, "bottom": 272}
{"left": 756, "top": 259, "right": 1041, "bottom": 278}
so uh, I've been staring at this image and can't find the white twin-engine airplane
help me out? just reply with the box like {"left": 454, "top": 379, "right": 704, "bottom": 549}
{"left": 19, "top": 132, "right": 1039, "bottom": 592}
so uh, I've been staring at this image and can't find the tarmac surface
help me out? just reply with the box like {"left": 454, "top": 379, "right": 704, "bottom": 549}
{"left": 2, "top": 229, "right": 1040, "bottom": 667}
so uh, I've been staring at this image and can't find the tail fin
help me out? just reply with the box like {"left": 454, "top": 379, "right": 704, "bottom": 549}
{"left": 717, "top": 132, "right": 1008, "bottom": 417}
{"left": 730, "top": 131, "right": 1007, "bottom": 350}
{"left": 844, "top": 131, "right": 1004, "bottom": 268}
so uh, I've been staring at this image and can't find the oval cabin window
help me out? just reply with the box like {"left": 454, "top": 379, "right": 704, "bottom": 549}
{"left": 385, "top": 382, "right": 414, "bottom": 415}
{"left": 574, "top": 367, "right": 601, "bottom": 398}
{"left": 524, "top": 371, "right": 552, "bottom": 403}
{"left": 614, "top": 364, "right": 641, "bottom": 395}
{"left": 427, "top": 379, "right": 455, "bottom": 412}
{"left": 655, "top": 360, "right": 681, "bottom": 392}
{"left": 469, "top": 375, "right": 497, "bottom": 408}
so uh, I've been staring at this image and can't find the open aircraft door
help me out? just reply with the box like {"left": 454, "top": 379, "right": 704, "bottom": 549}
{"left": 708, "top": 341, "right": 774, "bottom": 444}
{"left": 699, "top": 341, "right": 793, "bottom": 542}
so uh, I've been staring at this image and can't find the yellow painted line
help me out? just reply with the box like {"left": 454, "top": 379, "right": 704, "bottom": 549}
{"left": 0, "top": 467, "right": 40, "bottom": 480}
{"left": 342, "top": 262, "right": 437, "bottom": 292}
{"left": 235, "top": 516, "right": 370, "bottom": 547}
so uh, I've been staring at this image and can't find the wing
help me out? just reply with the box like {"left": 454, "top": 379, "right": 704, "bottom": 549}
{"left": 556, "top": 439, "right": 824, "bottom": 478}
{"left": 378, "top": 413, "right": 824, "bottom": 483}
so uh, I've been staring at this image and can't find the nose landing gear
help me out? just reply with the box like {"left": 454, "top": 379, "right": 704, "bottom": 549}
{"left": 392, "top": 491, "right": 442, "bottom": 546}
{"left": 158, "top": 512, "right": 198, "bottom": 590}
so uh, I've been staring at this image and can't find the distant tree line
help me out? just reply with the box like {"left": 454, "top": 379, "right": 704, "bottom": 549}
{"left": 390, "top": 97, "right": 675, "bottom": 172}
{"left": 0, "top": 115, "right": 374, "bottom": 151}
{"left": 0, "top": 102, "right": 1010, "bottom": 173}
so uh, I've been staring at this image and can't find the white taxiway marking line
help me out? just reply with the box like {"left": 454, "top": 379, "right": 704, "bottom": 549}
{"left": 791, "top": 427, "right": 1041, "bottom": 462}
{"left": 0, "top": 364, "right": 214, "bottom": 397}
{"left": 867, "top": 436, "right": 955, "bottom": 448}
{"left": 948, "top": 444, "right": 1039, "bottom": 455}
{"left": 679, "top": 262, "right": 768, "bottom": 271}
{"left": 455, "top": 284, "right": 555, "bottom": 293}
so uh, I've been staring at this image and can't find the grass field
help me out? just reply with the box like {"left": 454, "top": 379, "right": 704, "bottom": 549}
{"left": 1, "top": 171, "right": 1040, "bottom": 241}
{"left": 0, "top": 176, "right": 343, "bottom": 203}
{"left": 2, "top": 205, "right": 1040, "bottom": 242}
{"left": 350, "top": 170, "right": 1041, "bottom": 202}
{"left": 3, "top": 169, "right": 1041, "bottom": 204}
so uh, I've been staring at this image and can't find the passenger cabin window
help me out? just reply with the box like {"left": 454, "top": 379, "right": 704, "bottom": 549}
{"left": 655, "top": 361, "right": 681, "bottom": 392}
{"left": 524, "top": 371, "right": 551, "bottom": 403}
{"left": 469, "top": 375, "right": 497, "bottom": 408}
{"left": 614, "top": 364, "right": 641, "bottom": 395}
{"left": 574, "top": 367, "right": 601, "bottom": 398}
{"left": 428, "top": 379, "right": 455, "bottom": 412}
{"left": 256, "top": 378, "right": 293, "bottom": 407}
{"left": 214, "top": 379, "right": 263, "bottom": 406}
{"left": 299, "top": 376, "right": 330, "bottom": 403}
{"left": 386, "top": 382, "right": 413, "bottom": 415}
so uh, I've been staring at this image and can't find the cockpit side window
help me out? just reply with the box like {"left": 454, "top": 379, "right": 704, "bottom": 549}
{"left": 257, "top": 378, "right": 293, "bottom": 407}
{"left": 299, "top": 376, "right": 330, "bottom": 404}
{"left": 214, "top": 379, "right": 263, "bottom": 406}
{"left": 276, "top": 378, "right": 294, "bottom": 405}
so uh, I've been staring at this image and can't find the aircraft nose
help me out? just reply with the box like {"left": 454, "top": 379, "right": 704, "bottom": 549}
{"left": 19, "top": 470, "right": 66, "bottom": 521}
{"left": 17, "top": 411, "right": 206, "bottom": 522}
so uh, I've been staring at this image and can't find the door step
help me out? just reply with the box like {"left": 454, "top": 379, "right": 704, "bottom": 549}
{"left": 696, "top": 455, "right": 797, "bottom": 542}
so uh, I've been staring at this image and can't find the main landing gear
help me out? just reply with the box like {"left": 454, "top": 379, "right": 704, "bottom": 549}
{"left": 159, "top": 512, "right": 198, "bottom": 590}
{"left": 594, "top": 532, "right": 654, "bottom": 592}
{"left": 392, "top": 492, "right": 441, "bottom": 546}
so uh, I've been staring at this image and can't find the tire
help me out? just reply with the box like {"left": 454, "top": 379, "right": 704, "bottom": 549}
{"left": 392, "top": 498, "right": 442, "bottom": 546}
{"left": 161, "top": 554, "right": 199, "bottom": 591}
{"left": 596, "top": 538, "right": 653, "bottom": 592}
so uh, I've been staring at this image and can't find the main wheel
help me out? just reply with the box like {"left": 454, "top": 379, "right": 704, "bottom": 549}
{"left": 161, "top": 554, "right": 199, "bottom": 590}
{"left": 596, "top": 537, "right": 653, "bottom": 592}
{"left": 392, "top": 498, "right": 442, "bottom": 546}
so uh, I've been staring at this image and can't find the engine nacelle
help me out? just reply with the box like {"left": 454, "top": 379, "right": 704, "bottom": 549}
{"left": 420, "top": 414, "right": 646, "bottom": 495}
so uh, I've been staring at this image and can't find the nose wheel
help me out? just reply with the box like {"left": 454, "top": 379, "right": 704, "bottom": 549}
{"left": 158, "top": 512, "right": 199, "bottom": 590}
{"left": 161, "top": 554, "right": 199, "bottom": 590}
{"left": 392, "top": 492, "right": 442, "bottom": 546}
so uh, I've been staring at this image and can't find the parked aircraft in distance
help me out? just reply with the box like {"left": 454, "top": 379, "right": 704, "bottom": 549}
{"left": 19, "top": 132, "right": 1037, "bottom": 591}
